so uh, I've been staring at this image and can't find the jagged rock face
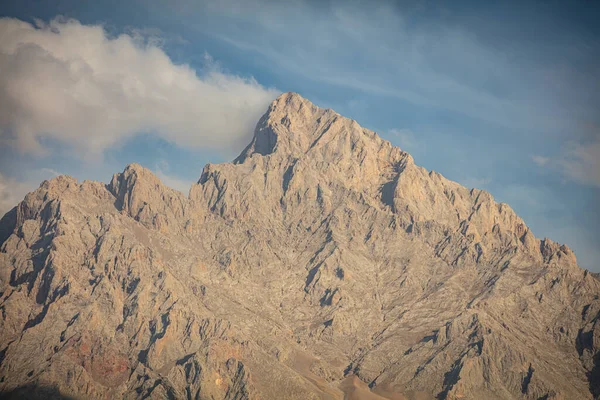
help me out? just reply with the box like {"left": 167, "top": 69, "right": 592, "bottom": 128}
{"left": 0, "top": 92, "right": 599, "bottom": 400}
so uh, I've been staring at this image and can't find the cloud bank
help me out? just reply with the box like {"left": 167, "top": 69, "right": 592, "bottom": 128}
{"left": 0, "top": 17, "right": 279, "bottom": 157}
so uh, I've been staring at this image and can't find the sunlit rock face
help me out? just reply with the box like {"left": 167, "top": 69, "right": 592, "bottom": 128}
{"left": 0, "top": 92, "right": 598, "bottom": 400}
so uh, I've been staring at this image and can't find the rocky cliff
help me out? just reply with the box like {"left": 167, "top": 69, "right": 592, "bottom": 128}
{"left": 0, "top": 92, "right": 598, "bottom": 399}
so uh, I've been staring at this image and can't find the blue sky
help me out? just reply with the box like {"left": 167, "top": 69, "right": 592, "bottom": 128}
{"left": 0, "top": 0, "right": 598, "bottom": 271}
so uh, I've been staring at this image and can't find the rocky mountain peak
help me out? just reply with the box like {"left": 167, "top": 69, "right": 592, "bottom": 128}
{"left": 205, "top": 94, "right": 544, "bottom": 262}
{"left": 108, "top": 163, "right": 189, "bottom": 234}
{"left": 235, "top": 92, "right": 395, "bottom": 163}
{"left": 270, "top": 91, "right": 319, "bottom": 117}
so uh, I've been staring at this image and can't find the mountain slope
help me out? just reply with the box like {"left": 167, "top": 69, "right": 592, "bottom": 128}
{"left": 0, "top": 92, "right": 598, "bottom": 399}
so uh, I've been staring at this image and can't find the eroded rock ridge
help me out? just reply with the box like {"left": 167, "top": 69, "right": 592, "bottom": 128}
{"left": 0, "top": 92, "right": 598, "bottom": 399}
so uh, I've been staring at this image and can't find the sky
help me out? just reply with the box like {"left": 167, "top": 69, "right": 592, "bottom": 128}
{"left": 0, "top": 0, "right": 598, "bottom": 271}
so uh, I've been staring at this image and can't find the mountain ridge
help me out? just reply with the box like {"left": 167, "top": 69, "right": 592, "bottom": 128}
{"left": 0, "top": 92, "right": 598, "bottom": 399}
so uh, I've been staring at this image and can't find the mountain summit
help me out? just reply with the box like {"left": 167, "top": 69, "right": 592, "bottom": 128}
{"left": 0, "top": 93, "right": 598, "bottom": 399}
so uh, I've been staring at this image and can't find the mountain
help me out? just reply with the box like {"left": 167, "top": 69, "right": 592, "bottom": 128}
{"left": 0, "top": 92, "right": 598, "bottom": 400}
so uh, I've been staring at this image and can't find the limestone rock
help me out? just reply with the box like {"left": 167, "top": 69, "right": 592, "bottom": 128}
{"left": 0, "top": 92, "right": 598, "bottom": 399}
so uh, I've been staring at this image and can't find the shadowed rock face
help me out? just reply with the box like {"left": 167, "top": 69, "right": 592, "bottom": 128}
{"left": 0, "top": 92, "right": 598, "bottom": 400}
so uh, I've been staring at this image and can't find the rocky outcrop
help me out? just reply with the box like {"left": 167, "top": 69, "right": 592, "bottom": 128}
{"left": 0, "top": 92, "right": 598, "bottom": 399}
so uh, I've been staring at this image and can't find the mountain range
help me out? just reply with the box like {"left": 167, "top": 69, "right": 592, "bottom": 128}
{"left": 0, "top": 92, "right": 598, "bottom": 399}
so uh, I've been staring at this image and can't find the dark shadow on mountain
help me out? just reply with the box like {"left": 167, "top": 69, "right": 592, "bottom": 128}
{"left": 380, "top": 179, "right": 396, "bottom": 210}
{"left": 0, "top": 206, "right": 17, "bottom": 247}
{"left": 0, "top": 384, "right": 75, "bottom": 399}
{"left": 589, "top": 352, "right": 600, "bottom": 398}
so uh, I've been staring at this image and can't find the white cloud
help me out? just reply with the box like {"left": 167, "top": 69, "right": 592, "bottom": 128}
{"left": 155, "top": 170, "right": 193, "bottom": 194}
{"left": 40, "top": 168, "right": 61, "bottom": 177}
{"left": 389, "top": 128, "right": 418, "bottom": 152}
{"left": 531, "top": 155, "right": 550, "bottom": 167}
{"left": 532, "top": 134, "right": 600, "bottom": 187}
{"left": 0, "top": 173, "right": 31, "bottom": 217}
{"left": 0, "top": 169, "right": 64, "bottom": 217}
{"left": 559, "top": 136, "right": 600, "bottom": 187}
{"left": 460, "top": 177, "right": 492, "bottom": 189}
{"left": 0, "top": 17, "right": 279, "bottom": 157}
{"left": 153, "top": 160, "right": 193, "bottom": 194}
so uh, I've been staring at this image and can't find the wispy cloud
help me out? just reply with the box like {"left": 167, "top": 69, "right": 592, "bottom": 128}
{"left": 460, "top": 177, "right": 492, "bottom": 189}
{"left": 531, "top": 155, "right": 550, "bottom": 167}
{"left": 176, "top": 0, "right": 597, "bottom": 134}
{"left": 40, "top": 168, "right": 61, "bottom": 177}
{"left": 559, "top": 136, "right": 600, "bottom": 187}
{"left": 532, "top": 133, "right": 600, "bottom": 187}
{"left": 0, "top": 17, "right": 279, "bottom": 158}
{"left": 0, "top": 169, "right": 60, "bottom": 216}
{"left": 153, "top": 160, "right": 193, "bottom": 194}
{"left": 0, "top": 173, "right": 32, "bottom": 216}
{"left": 389, "top": 128, "right": 419, "bottom": 152}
